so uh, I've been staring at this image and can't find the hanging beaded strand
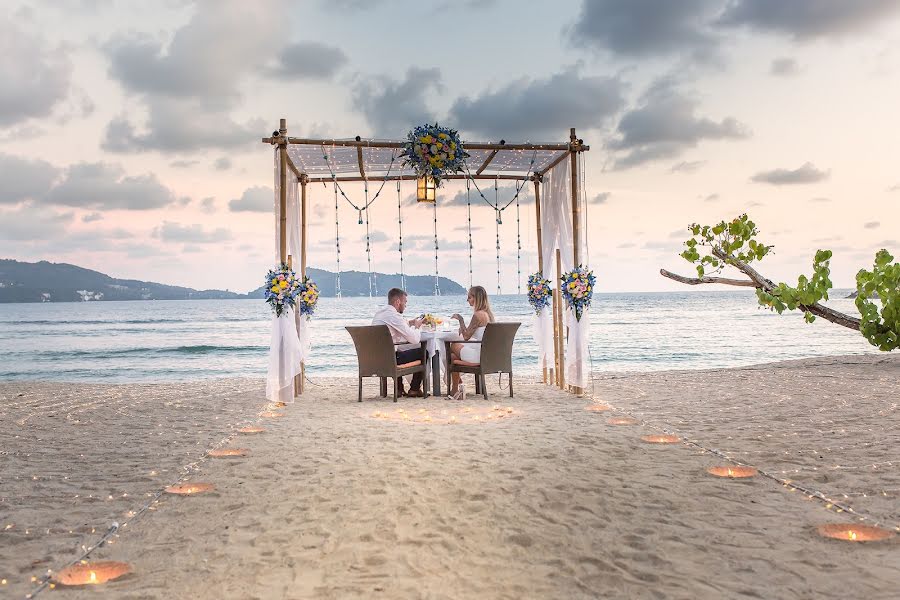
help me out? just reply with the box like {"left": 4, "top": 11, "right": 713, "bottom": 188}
{"left": 433, "top": 200, "right": 440, "bottom": 296}
{"left": 516, "top": 187, "right": 522, "bottom": 294}
{"left": 333, "top": 179, "right": 342, "bottom": 298}
{"left": 363, "top": 178, "right": 374, "bottom": 297}
{"left": 466, "top": 179, "right": 474, "bottom": 289}
{"left": 495, "top": 177, "right": 502, "bottom": 296}
{"left": 397, "top": 180, "right": 406, "bottom": 291}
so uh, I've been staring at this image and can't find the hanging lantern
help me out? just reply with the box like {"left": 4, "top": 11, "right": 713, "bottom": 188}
{"left": 416, "top": 176, "right": 436, "bottom": 203}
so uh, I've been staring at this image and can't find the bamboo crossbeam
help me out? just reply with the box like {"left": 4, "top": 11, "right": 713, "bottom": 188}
{"left": 356, "top": 147, "right": 366, "bottom": 179}
{"left": 536, "top": 150, "right": 571, "bottom": 177}
{"left": 284, "top": 152, "right": 302, "bottom": 179}
{"left": 263, "top": 136, "right": 589, "bottom": 152}
{"left": 475, "top": 150, "right": 499, "bottom": 175}
{"left": 303, "top": 173, "right": 539, "bottom": 183}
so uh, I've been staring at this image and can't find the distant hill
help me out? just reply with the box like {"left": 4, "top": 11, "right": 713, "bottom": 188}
{"left": 247, "top": 267, "right": 466, "bottom": 298}
{"left": 0, "top": 259, "right": 466, "bottom": 303}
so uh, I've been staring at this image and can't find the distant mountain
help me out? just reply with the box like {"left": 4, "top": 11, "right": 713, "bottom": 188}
{"left": 0, "top": 259, "right": 466, "bottom": 303}
{"left": 0, "top": 259, "right": 244, "bottom": 303}
{"left": 247, "top": 268, "right": 466, "bottom": 298}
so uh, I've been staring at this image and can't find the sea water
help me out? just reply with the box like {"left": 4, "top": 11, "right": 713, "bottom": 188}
{"left": 0, "top": 291, "right": 879, "bottom": 382}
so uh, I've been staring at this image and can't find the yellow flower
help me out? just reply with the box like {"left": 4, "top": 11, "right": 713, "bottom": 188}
{"left": 449, "top": 141, "right": 456, "bottom": 150}
{"left": 279, "top": 280, "right": 288, "bottom": 289}
{"left": 270, "top": 286, "right": 279, "bottom": 293}
{"left": 448, "top": 153, "right": 455, "bottom": 160}
{"left": 438, "top": 132, "right": 448, "bottom": 140}
{"left": 421, "top": 135, "right": 433, "bottom": 144}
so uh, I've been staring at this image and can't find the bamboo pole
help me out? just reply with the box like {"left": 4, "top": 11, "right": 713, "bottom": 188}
{"left": 304, "top": 173, "right": 545, "bottom": 184}
{"left": 262, "top": 136, "right": 589, "bottom": 152}
{"left": 278, "top": 119, "right": 288, "bottom": 264}
{"left": 299, "top": 175, "right": 309, "bottom": 395}
{"left": 533, "top": 176, "right": 547, "bottom": 384}
{"left": 551, "top": 279, "right": 560, "bottom": 387}
{"left": 556, "top": 248, "right": 565, "bottom": 390}
{"left": 569, "top": 128, "right": 583, "bottom": 396}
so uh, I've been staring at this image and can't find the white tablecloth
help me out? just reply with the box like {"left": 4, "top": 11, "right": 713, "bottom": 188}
{"left": 420, "top": 329, "right": 462, "bottom": 376}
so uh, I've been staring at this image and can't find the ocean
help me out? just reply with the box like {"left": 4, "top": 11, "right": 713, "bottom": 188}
{"left": 0, "top": 291, "right": 879, "bottom": 382}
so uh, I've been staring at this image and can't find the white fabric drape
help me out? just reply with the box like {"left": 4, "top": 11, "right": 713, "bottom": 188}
{"left": 531, "top": 306, "right": 554, "bottom": 371}
{"left": 565, "top": 307, "right": 590, "bottom": 388}
{"left": 267, "top": 149, "right": 305, "bottom": 403}
{"left": 540, "top": 159, "right": 573, "bottom": 274}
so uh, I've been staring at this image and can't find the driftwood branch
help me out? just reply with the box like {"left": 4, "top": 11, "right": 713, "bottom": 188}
{"left": 659, "top": 269, "right": 756, "bottom": 287}
{"left": 661, "top": 247, "right": 862, "bottom": 331}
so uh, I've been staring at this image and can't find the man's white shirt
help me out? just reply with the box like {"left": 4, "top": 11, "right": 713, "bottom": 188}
{"left": 372, "top": 305, "right": 421, "bottom": 351}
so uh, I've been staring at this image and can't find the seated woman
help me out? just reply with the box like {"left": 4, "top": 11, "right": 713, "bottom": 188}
{"left": 448, "top": 285, "right": 495, "bottom": 400}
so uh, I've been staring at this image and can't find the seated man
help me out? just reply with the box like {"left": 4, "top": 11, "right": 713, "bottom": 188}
{"left": 372, "top": 287, "right": 425, "bottom": 397}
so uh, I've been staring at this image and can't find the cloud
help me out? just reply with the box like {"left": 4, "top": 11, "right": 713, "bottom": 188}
{"left": 269, "top": 42, "right": 347, "bottom": 79}
{"left": 213, "top": 157, "right": 232, "bottom": 171}
{"left": 170, "top": 159, "right": 199, "bottom": 168}
{"left": 590, "top": 192, "right": 611, "bottom": 205}
{"left": 609, "top": 84, "right": 749, "bottom": 169}
{"left": 770, "top": 57, "right": 799, "bottom": 76}
{"left": 200, "top": 197, "right": 216, "bottom": 214}
{"left": 229, "top": 186, "right": 272, "bottom": 212}
{"left": 568, "top": 0, "right": 722, "bottom": 58}
{"left": 0, "top": 153, "right": 60, "bottom": 205}
{"left": 45, "top": 162, "right": 176, "bottom": 210}
{"left": 718, "top": 0, "right": 900, "bottom": 39}
{"left": 888, "top": 184, "right": 900, "bottom": 192}
{"left": 153, "top": 221, "right": 233, "bottom": 244}
{"left": 104, "top": 1, "right": 287, "bottom": 101}
{"left": 102, "top": 97, "right": 265, "bottom": 153}
{"left": 810, "top": 196, "right": 832, "bottom": 203}
{"left": 441, "top": 184, "right": 534, "bottom": 207}
{"left": 704, "top": 193, "right": 720, "bottom": 202}
{"left": 0, "top": 204, "right": 73, "bottom": 240}
{"left": 447, "top": 67, "right": 625, "bottom": 140}
{"left": 358, "top": 230, "right": 390, "bottom": 243}
{"left": 453, "top": 224, "right": 483, "bottom": 232}
{"left": 352, "top": 67, "right": 442, "bottom": 136}
{"left": 864, "top": 221, "right": 880, "bottom": 229}
{"left": 0, "top": 19, "right": 72, "bottom": 126}
{"left": 750, "top": 162, "right": 829, "bottom": 185}
{"left": 670, "top": 160, "right": 707, "bottom": 173}
{"left": 82, "top": 212, "right": 103, "bottom": 223}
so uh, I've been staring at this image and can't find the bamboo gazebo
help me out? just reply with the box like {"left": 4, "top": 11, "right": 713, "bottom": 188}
{"left": 263, "top": 119, "right": 590, "bottom": 396}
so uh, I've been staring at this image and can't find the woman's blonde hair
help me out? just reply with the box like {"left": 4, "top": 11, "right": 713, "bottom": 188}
{"left": 469, "top": 285, "right": 495, "bottom": 323}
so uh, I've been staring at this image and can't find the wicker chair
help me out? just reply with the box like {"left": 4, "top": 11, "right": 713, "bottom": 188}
{"left": 444, "top": 322, "right": 521, "bottom": 400}
{"left": 346, "top": 325, "right": 429, "bottom": 402}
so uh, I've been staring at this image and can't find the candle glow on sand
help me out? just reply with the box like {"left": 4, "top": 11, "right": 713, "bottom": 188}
{"left": 238, "top": 426, "right": 265, "bottom": 433}
{"left": 707, "top": 466, "right": 758, "bottom": 478}
{"left": 641, "top": 434, "right": 680, "bottom": 444}
{"left": 607, "top": 417, "right": 639, "bottom": 425}
{"left": 208, "top": 448, "right": 249, "bottom": 458}
{"left": 259, "top": 411, "right": 283, "bottom": 418}
{"left": 164, "top": 483, "right": 215, "bottom": 495}
{"left": 53, "top": 561, "right": 131, "bottom": 586}
{"left": 371, "top": 406, "right": 516, "bottom": 424}
{"left": 817, "top": 523, "right": 896, "bottom": 542}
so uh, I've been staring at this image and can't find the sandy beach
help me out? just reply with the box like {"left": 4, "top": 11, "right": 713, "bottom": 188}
{"left": 2, "top": 355, "right": 898, "bottom": 599}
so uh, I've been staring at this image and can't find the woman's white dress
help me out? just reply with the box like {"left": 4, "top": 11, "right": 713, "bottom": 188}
{"left": 459, "top": 326, "right": 486, "bottom": 363}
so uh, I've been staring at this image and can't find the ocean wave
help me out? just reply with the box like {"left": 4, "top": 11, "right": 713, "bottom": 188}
{"left": 20, "top": 345, "right": 268, "bottom": 360}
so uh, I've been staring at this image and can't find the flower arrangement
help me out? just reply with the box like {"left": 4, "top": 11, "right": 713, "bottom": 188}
{"left": 264, "top": 265, "right": 318, "bottom": 318}
{"left": 527, "top": 272, "right": 552, "bottom": 315}
{"left": 560, "top": 265, "right": 595, "bottom": 321}
{"left": 400, "top": 123, "right": 469, "bottom": 186}
{"left": 422, "top": 313, "right": 443, "bottom": 328}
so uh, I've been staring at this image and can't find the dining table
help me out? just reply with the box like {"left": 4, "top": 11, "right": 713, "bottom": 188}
{"left": 418, "top": 326, "right": 463, "bottom": 397}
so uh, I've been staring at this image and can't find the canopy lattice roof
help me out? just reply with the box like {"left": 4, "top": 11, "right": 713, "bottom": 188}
{"left": 262, "top": 135, "right": 589, "bottom": 183}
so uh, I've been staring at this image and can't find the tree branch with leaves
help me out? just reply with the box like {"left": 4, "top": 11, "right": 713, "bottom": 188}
{"left": 660, "top": 214, "right": 899, "bottom": 351}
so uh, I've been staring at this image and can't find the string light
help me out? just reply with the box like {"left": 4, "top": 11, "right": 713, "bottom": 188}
{"left": 397, "top": 180, "right": 406, "bottom": 291}
{"left": 466, "top": 179, "right": 474, "bottom": 288}
{"left": 495, "top": 177, "right": 502, "bottom": 295}
{"left": 333, "top": 179, "right": 342, "bottom": 298}
{"left": 433, "top": 200, "right": 440, "bottom": 296}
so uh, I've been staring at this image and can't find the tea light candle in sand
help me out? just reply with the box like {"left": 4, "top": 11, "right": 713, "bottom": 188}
{"left": 53, "top": 561, "right": 131, "bottom": 586}
{"left": 642, "top": 434, "right": 680, "bottom": 444}
{"left": 238, "top": 426, "right": 265, "bottom": 434}
{"left": 817, "top": 524, "right": 896, "bottom": 542}
{"left": 208, "top": 448, "right": 248, "bottom": 458}
{"left": 707, "top": 466, "right": 758, "bottom": 478}
{"left": 165, "top": 483, "right": 215, "bottom": 495}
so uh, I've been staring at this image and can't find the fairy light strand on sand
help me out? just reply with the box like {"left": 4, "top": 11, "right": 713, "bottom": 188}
{"left": 25, "top": 400, "right": 281, "bottom": 598}
{"left": 584, "top": 383, "right": 898, "bottom": 532}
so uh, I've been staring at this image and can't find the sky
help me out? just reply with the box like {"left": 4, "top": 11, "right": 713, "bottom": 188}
{"left": 1, "top": 0, "right": 899, "bottom": 293}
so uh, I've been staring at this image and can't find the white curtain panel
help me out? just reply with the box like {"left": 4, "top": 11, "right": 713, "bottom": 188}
{"left": 267, "top": 150, "right": 305, "bottom": 402}
{"left": 540, "top": 159, "right": 574, "bottom": 274}
{"left": 531, "top": 305, "right": 555, "bottom": 371}
{"left": 565, "top": 307, "right": 590, "bottom": 389}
